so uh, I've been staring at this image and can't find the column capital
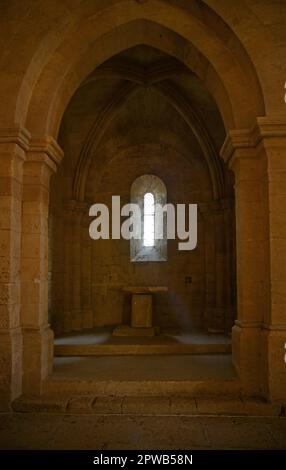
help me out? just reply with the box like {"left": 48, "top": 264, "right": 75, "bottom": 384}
{"left": 0, "top": 127, "right": 64, "bottom": 170}
{"left": 27, "top": 136, "right": 64, "bottom": 171}
{"left": 0, "top": 126, "right": 31, "bottom": 152}
{"left": 220, "top": 116, "right": 286, "bottom": 167}
{"left": 256, "top": 116, "right": 286, "bottom": 139}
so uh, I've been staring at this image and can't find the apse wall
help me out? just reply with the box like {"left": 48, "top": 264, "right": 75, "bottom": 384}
{"left": 85, "top": 143, "right": 208, "bottom": 332}
{"left": 48, "top": 48, "right": 235, "bottom": 336}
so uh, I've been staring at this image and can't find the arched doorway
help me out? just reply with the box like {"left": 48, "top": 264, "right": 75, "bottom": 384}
{"left": 1, "top": 1, "right": 285, "bottom": 407}
{"left": 49, "top": 44, "right": 236, "bottom": 348}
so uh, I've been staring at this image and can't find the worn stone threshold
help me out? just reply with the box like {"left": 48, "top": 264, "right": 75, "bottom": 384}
{"left": 12, "top": 393, "right": 285, "bottom": 417}
{"left": 44, "top": 376, "right": 240, "bottom": 396}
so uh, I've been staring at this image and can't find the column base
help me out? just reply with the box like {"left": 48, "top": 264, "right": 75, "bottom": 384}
{"left": 232, "top": 323, "right": 262, "bottom": 396}
{"left": 0, "top": 327, "right": 22, "bottom": 410}
{"left": 261, "top": 327, "right": 286, "bottom": 401}
{"left": 22, "top": 325, "right": 53, "bottom": 395}
{"left": 204, "top": 307, "right": 234, "bottom": 334}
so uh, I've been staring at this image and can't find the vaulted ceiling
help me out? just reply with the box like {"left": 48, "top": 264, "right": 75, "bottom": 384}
{"left": 58, "top": 45, "right": 231, "bottom": 201}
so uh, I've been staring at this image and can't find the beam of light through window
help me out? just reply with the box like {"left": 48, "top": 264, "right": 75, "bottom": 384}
{"left": 143, "top": 192, "right": 155, "bottom": 247}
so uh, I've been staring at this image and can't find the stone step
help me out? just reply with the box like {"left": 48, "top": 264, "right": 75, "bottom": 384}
{"left": 54, "top": 342, "right": 231, "bottom": 356}
{"left": 44, "top": 376, "right": 240, "bottom": 397}
{"left": 12, "top": 393, "right": 284, "bottom": 417}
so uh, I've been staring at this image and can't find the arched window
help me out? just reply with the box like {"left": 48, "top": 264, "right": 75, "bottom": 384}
{"left": 143, "top": 192, "right": 155, "bottom": 247}
{"left": 130, "top": 174, "right": 167, "bottom": 262}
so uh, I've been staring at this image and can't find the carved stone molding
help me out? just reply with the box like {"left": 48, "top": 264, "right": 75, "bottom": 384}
{"left": 0, "top": 127, "right": 64, "bottom": 172}
{"left": 220, "top": 116, "right": 286, "bottom": 165}
{"left": 28, "top": 136, "right": 64, "bottom": 166}
{"left": 0, "top": 126, "right": 31, "bottom": 152}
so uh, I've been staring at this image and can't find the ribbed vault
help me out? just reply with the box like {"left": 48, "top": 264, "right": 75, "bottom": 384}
{"left": 72, "top": 58, "right": 226, "bottom": 200}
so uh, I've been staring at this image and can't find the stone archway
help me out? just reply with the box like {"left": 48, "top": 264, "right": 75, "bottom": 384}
{"left": 0, "top": 0, "right": 286, "bottom": 409}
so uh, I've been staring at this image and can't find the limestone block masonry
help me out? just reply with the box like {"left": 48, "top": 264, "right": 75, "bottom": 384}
{"left": 0, "top": 0, "right": 286, "bottom": 411}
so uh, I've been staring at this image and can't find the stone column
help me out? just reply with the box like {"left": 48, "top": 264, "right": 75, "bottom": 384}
{"left": 0, "top": 127, "right": 29, "bottom": 409}
{"left": 21, "top": 138, "right": 63, "bottom": 395}
{"left": 214, "top": 201, "right": 227, "bottom": 332}
{"left": 81, "top": 208, "right": 93, "bottom": 329}
{"left": 201, "top": 200, "right": 230, "bottom": 334}
{"left": 70, "top": 201, "right": 84, "bottom": 331}
{"left": 61, "top": 204, "right": 72, "bottom": 333}
{"left": 221, "top": 128, "right": 268, "bottom": 396}
{"left": 200, "top": 202, "right": 216, "bottom": 331}
{"left": 48, "top": 200, "right": 64, "bottom": 335}
{"left": 223, "top": 198, "right": 236, "bottom": 332}
{"left": 257, "top": 118, "right": 286, "bottom": 400}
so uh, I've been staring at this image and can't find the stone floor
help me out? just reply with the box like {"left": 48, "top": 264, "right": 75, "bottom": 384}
{"left": 52, "top": 354, "right": 236, "bottom": 381}
{"left": 0, "top": 413, "right": 285, "bottom": 449}
{"left": 45, "top": 354, "right": 238, "bottom": 397}
{"left": 54, "top": 328, "right": 231, "bottom": 356}
{"left": 54, "top": 328, "right": 231, "bottom": 357}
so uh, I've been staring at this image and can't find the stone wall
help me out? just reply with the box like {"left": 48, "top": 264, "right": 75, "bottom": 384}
{"left": 1, "top": 0, "right": 286, "bottom": 404}
{"left": 49, "top": 142, "right": 235, "bottom": 335}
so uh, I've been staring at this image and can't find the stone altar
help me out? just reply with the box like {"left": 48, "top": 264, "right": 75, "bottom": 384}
{"left": 113, "top": 286, "right": 168, "bottom": 336}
